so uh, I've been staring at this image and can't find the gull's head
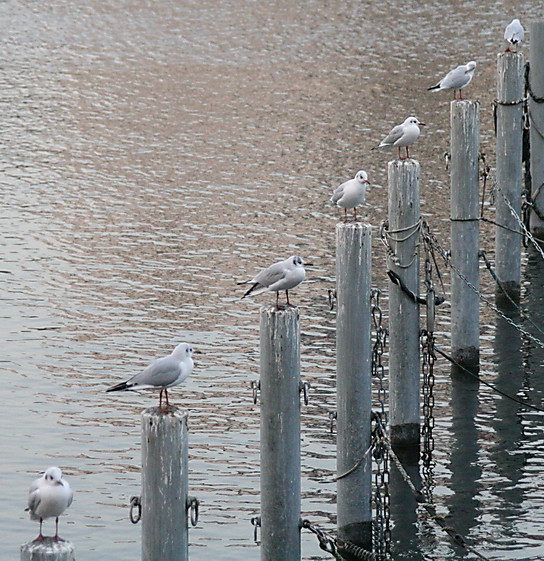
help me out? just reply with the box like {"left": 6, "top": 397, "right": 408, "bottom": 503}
{"left": 405, "top": 117, "right": 425, "bottom": 127}
{"left": 44, "top": 467, "right": 63, "bottom": 485}
{"left": 355, "top": 170, "right": 369, "bottom": 184}
{"left": 173, "top": 343, "right": 194, "bottom": 360}
{"left": 465, "top": 61, "right": 477, "bottom": 72}
{"left": 290, "top": 255, "right": 313, "bottom": 268}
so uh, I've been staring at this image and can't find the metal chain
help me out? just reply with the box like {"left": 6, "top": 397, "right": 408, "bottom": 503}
{"left": 423, "top": 220, "right": 544, "bottom": 349}
{"left": 480, "top": 250, "right": 544, "bottom": 339}
{"left": 496, "top": 181, "right": 544, "bottom": 260}
{"left": 420, "top": 236, "right": 437, "bottom": 504}
{"left": 370, "top": 290, "right": 391, "bottom": 561}
{"left": 380, "top": 219, "right": 422, "bottom": 269}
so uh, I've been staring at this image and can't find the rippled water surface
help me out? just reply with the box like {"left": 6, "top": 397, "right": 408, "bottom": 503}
{"left": 2, "top": 1, "right": 544, "bottom": 560}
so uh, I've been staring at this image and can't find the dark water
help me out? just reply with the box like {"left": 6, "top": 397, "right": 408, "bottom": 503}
{"left": 1, "top": 1, "right": 543, "bottom": 560}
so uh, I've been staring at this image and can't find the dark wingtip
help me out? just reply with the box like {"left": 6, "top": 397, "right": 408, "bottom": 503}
{"left": 106, "top": 381, "right": 129, "bottom": 392}
{"left": 242, "top": 284, "right": 259, "bottom": 298}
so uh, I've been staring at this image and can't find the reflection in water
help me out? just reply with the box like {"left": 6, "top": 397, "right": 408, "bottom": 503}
{"left": 446, "top": 367, "right": 481, "bottom": 559}
{"left": 1, "top": 1, "right": 544, "bottom": 560}
{"left": 390, "top": 458, "right": 424, "bottom": 561}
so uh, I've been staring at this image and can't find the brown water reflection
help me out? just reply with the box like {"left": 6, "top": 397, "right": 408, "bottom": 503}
{"left": 1, "top": 1, "right": 544, "bottom": 560}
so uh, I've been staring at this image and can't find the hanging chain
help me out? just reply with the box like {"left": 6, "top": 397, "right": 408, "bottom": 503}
{"left": 420, "top": 235, "right": 437, "bottom": 503}
{"left": 371, "top": 290, "right": 391, "bottom": 561}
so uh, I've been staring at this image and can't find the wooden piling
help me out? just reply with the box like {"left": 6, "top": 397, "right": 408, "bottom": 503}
{"left": 21, "top": 538, "right": 75, "bottom": 561}
{"left": 335, "top": 222, "right": 372, "bottom": 551}
{"left": 529, "top": 22, "right": 544, "bottom": 238}
{"left": 495, "top": 52, "right": 524, "bottom": 300}
{"left": 142, "top": 407, "right": 189, "bottom": 561}
{"left": 260, "top": 306, "right": 301, "bottom": 561}
{"left": 450, "top": 100, "right": 480, "bottom": 368}
{"left": 387, "top": 159, "right": 420, "bottom": 448}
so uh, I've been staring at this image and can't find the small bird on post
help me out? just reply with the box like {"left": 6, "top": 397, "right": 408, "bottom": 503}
{"left": 373, "top": 117, "right": 425, "bottom": 160}
{"left": 330, "top": 170, "right": 370, "bottom": 222}
{"left": 238, "top": 255, "right": 310, "bottom": 309}
{"left": 106, "top": 343, "right": 195, "bottom": 411}
{"left": 504, "top": 18, "right": 524, "bottom": 52}
{"left": 26, "top": 467, "right": 73, "bottom": 541}
{"left": 427, "top": 61, "right": 477, "bottom": 100}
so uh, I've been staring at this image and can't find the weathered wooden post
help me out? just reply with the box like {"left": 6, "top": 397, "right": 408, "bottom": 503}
{"left": 387, "top": 159, "right": 420, "bottom": 448}
{"left": 142, "top": 407, "right": 189, "bottom": 561}
{"left": 450, "top": 100, "right": 480, "bottom": 368}
{"left": 260, "top": 306, "right": 301, "bottom": 561}
{"left": 495, "top": 52, "right": 525, "bottom": 300}
{"left": 529, "top": 21, "right": 544, "bottom": 238}
{"left": 335, "top": 222, "right": 372, "bottom": 552}
{"left": 21, "top": 538, "right": 75, "bottom": 561}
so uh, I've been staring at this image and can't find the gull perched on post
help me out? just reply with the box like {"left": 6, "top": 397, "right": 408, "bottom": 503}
{"left": 107, "top": 343, "right": 195, "bottom": 410}
{"left": 238, "top": 255, "right": 310, "bottom": 308}
{"left": 330, "top": 170, "right": 370, "bottom": 222}
{"left": 427, "top": 61, "right": 477, "bottom": 100}
{"left": 504, "top": 19, "right": 524, "bottom": 52}
{"left": 374, "top": 117, "right": 425, "bottom": 160}
{"left": 26, "top": 467, "right": 73, "bottom": 541}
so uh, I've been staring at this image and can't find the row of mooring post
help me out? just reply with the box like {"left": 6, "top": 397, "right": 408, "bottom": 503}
{"left": 259, "top": 306, "right": 302, "bottom": 561}
{"left": 335, "top": 222, "right": 372, "bottom": 551}
{"left": 450, "top": 99, "right": 480, "bottom": 369}
{"left": 19, "top": 22, "right": 544, "bottom": 561}
{"left": 529, "top": 21, "right": 544, "bottom": 237}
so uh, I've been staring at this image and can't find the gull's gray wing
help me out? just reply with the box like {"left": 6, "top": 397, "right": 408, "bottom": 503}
{"left": 27, "top": 488, "right": 41, "bottom": 517}
{"left": 380, "top": 124, "right": 404, "bottom": 147}
{"left": 130, "top": 356, "right": 182, "bottom": 388}
{"left": 331, "top": 182, "right": 346, "bottom": 203}
{"left": 440, "top": 65, "right": 468, "bottom": 90}
{"left": 252, "top": 261, "right": 287, "bottom": 288}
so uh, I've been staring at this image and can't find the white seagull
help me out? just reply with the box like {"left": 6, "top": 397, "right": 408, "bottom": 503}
{"left": 374, "top": 117, "right": 425, "bottom": 160}
{"left": 26, "top": 467, "right": 73, "bottom": 541}
{"left": 238, "top": 255, "right": 310, "bottom": 308}
{"left": 330, "top": 170, "right": 369, "bottom": 222}
{"left": 427, "top": 61, "right": 477, "bottom": 100}
{"left": 107, "top": 343, "right": 195, "bottom": 410}
{"left": 504, "top": 19, "right": 524, "bottom": 52}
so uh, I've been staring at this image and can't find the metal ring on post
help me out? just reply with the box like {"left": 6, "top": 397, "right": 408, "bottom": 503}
{"left": 250, "top": 516, "right": 261, "bottom": 542}
{"left": 129, "top": 496, "right": 141, "bottom": 524}
{"left": 250, "top": 380, "right": 260, "bottom": 405}
{"left": 186, "top": 496, "right": 199, "bottom": 527}
{"left": 327, "top": 288, "right": 336, "bottom": 311}
{"left": 299, "top": 381, "right": 310, "bottom": 406}
{"left": 328, "top": 410, "right": 337, "bottom": 434}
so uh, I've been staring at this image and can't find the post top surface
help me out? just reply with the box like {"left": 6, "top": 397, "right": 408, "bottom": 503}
{"left": 336, "top": 221, "right": 372, "bottom": 230}
{"left": 142, "top": 405, "right": 189, "bottom": 419}
{"left": 21, "top": 537, "right": 75, "bottom": 551}
{"left": 260, "top": 304, "right": 300, "bottom": 317}
{"left": 388, "top": 158, "right": 420, "bottom": 169}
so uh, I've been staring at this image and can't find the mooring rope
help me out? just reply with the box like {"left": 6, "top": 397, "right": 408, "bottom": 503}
{"left": 434, "top": 345, "right": 544, "bottom": 413}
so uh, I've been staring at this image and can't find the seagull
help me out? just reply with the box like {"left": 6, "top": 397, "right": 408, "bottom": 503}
{"left": 107, "top": 343, "right": 195, "bottom": 410}
{"left": 504, "top": 19, "right": 524, "bottom": 52}
{"left": 26, "top": 467, "right": 73, "bottom": 541}
{"left": 330, "top": 170, "right": 369, "bottom": 222}
{"left": 238, "top": 255, "right": 310, "bottom": 308}
{"left": 374, "top": 117, "right": 425, "bottom": 160}
{"left": 427, "top": 61, "right": 477, "bottom": 100}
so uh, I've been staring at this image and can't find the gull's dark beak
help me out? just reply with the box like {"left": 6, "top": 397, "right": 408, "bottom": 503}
{"left": 305, "top": 262, "right": 314, "bottom": 267}
{"left": 419, "top": 122, "right": 426, "bottom": 126}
